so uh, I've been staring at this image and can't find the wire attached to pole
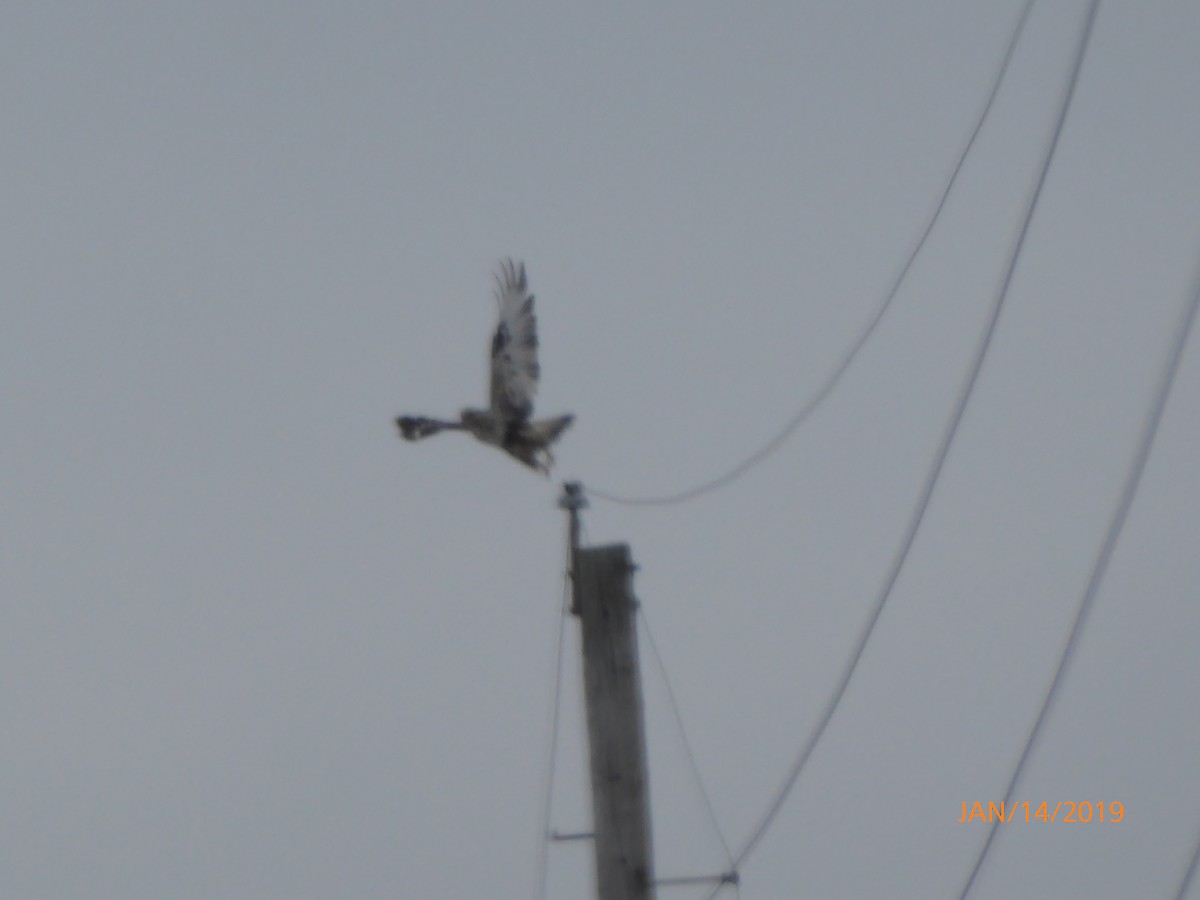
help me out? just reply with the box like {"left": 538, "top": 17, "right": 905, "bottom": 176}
{"left": 1173, "top": 824, "right": 1200, "bottom": 900}
{"left": 638, "top": 604, "right": 736, "bottom": 879}
{"left": 702, "top": 0, "right": 1095, "bottom": 892}
{"left": 586, "top": 0, "right": 1037, "bottom": 509}
{"left": 957, "top": 184, "right": 1200, "bottom": 900}
{"left": 531, "top": 487, "right": 582, "bottom": 900}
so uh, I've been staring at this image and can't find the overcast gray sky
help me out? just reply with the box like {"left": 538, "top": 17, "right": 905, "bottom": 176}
{"left": 4, "top": 2, "right": 1200, "bottom": 898}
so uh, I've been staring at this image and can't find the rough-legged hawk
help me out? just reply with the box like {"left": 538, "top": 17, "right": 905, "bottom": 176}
{"left": 396, "top": 259, "right": 573, "bottom": 474}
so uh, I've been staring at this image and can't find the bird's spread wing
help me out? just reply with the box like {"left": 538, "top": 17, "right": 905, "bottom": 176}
{"left": 489, "top": 258, "right": 539, "bottom": 422}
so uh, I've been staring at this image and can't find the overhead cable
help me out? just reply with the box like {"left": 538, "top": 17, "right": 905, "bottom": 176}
{"left": 638, "top": 605, "right": 736, "bottom": 872}
{"left": 587, "top": 0, "right": 1037, "bottom": 508}
{"left": 704, "top": 0, "right": 1100, "bottom": 892}
{"left": 1174, "top": 825, "right": 1200, "bottom": 900}
{"left": 957, "top": 184, "right": 1200, "bottom": 900}
{"left": 531, "top": 545, "right": 573, "bottom": 900}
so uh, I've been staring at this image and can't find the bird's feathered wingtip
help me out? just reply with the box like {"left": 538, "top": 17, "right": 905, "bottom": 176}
{"left": 493, "top": 257, "right": 528, "bottom": 305}
{"left": 397, "top": 416, "right": 454, "bottom": 441}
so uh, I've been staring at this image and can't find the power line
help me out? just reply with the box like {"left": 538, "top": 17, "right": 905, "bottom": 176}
{"left": 1174, "top": 823, "right": 1200, "bottom": 900}
{"left": 586, "top": 0, "right": 1037, "bottom": 509}
{"left": 957, "top": 226, "right": 1200, "bottom": 897}
{"left": 704, "top": 1, "right": 1097, "bottom": 892}
{"left": 531, "top": 545, "right": 573, "bottom": 900}
{"left": 637, "top": 604, "right": 736, "bottom": 873}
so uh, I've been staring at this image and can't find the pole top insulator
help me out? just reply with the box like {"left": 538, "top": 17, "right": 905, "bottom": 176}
{"left": 558, "top": 481, "right": 588, "bottom": 511}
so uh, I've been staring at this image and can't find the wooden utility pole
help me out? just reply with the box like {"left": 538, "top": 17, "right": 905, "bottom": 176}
{"left": 560, "top": 483, "right": 657, "bottom": 900}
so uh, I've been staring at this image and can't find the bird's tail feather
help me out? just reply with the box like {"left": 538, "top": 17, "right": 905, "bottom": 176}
{"left": 529, "top": 414, "right": 574, "bottom": 446}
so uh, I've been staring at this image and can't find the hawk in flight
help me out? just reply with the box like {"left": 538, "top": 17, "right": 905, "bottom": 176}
{"left": 396, "top": 259, "right": 573, "bottom": 474}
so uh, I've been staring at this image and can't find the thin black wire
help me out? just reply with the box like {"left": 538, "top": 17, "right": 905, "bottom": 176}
{"left": 957, "top": 245, "right": 1200, "bottom": 894}
{"left": 532, "top": 547, "right": 572, "bottom": 900}
{"left": 637, "top": 604, "right": 736, "bottom": 869}
{"left": 703, "top": 2, "right": 1093, "bottom": 894}
{"left": 1174, "top": 824, "right": 1200, "bottom": 900}
{"left": 587, "top": 0, "right": 1037, "bottom": 509}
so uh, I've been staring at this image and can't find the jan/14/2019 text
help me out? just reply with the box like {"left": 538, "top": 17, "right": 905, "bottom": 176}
{"left": 957, "top": 801, "right": 1124, "bottom": 824}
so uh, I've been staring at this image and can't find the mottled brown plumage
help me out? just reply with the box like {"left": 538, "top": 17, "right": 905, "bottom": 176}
{"left": 395, "top": 259, "right": 573, "bottom": 474}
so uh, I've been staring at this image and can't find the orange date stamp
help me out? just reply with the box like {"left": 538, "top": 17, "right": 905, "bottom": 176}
{"left": 957, "top": 801, "right": 1124, "bottom": 824}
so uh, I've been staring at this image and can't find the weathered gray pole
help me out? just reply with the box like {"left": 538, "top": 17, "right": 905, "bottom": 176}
{"left": 560, "top": 483, "right": 657, "bottom": 900}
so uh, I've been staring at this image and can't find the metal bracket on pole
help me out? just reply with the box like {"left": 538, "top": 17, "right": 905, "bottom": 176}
{"left": 559, "top": 481, "right": 588, "bottom": 614}
{"left": 550, "top": 830, "right": 597, "bottom": 842}
{"left": 654, "top": 871, "right": 739, "bottom": 889}
{"left": 558, "top": 481, "right": 588, "bottom": 544}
